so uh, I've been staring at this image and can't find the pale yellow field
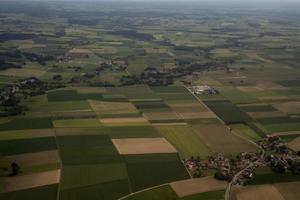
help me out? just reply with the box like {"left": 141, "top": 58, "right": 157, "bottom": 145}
{"left": 100, "top": 117, "right": 149, "bottom": 126}
{"left": 272, "top": 101, "right": 300, "bottom": 115}
{"left": 3, "top": 169, "right": 61, "bottom": 192}
{"left": 275, "top": 181, "right": 300, "bottom": 200}
{"left": 112, "top": 138, "right": 177, "bottom": 154}
{"left": 288, "top": 137, "right": 300, "bottom": 151}
{"left": 170, "top": 176, "right": 227, "bottom": 197}
{"left": 233, "top": 185, "right": 285, "bottom": 200}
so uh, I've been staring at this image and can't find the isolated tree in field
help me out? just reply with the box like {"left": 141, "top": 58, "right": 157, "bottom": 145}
{"left": 10, "top": 162, "right": 20, "bottom": 176}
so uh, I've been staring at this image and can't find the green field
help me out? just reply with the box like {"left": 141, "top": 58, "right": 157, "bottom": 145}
{"left": 57, "top": 135, "right": 121, "bottom": 165}
{"left": 0, "top": 137, "right": 57, "bottom": 156}
{"left": 0, "top": 117, "right": 53, "bottom": 131}
{"left": 0, "top": 184, "right": 58, "bottom": 200}
{"left": 123, "top": 153, "right": 190, "bottom": 191}
{"left": 106, "top": 126, "right": 161, "bottom": 138}
{"left": 156, "top": 125, "right": 211, "bottom": 158}
{"left": 250, "top": 167, "right": 300, "bottom": 185}
{"left": 124, "top": 185, "right": 224, "bottom": 200}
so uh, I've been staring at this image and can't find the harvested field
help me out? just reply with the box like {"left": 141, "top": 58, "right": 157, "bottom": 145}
{"left": 287, "top": 137, "right": 300, "bottom": 151}
{"left": 272, "top": 101, "right": 300, "bottom": 114}
{"left": 233, "top": 185, "right": 285, "bottom": 200}
{"left": 112, "top": 138, "right": 177, "bottom": 154}
{"left": 275, "top": 181, "right": 300, "bottom": 200}
{"left": 170, "top": 176, "right": 227, "bottom": 197}
{"left": 0, "top": 150, "right": 60, "bottom": 167}
{"left": 2, "top": 169, "right": 61, "bottom": 192}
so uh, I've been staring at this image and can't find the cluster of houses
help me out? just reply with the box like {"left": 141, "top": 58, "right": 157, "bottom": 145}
{"left": 232, "top": 152, "right": 264, "bottom": 185}
{"left": 0, "top": 77, "right": 64, "bottom": 116}
{"left": 96, "top": 59, "right": 127, "bottom": 72}
{"left": 0, "top": 77, "right": 42, "bottom": 104}
{"left": 183, "top": 152, "right": 261, "bottom": 183}
{"left": 188, "top": 85, "right": 218, "bottom": 95}
{"left": 184, "top": 153, "right": 230, "bottom": 177}
{"left": 259, "top": 136, "right": 300, "bottom": 175}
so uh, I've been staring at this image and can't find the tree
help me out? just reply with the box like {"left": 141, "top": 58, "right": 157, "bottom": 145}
{"left": 10, "top": 162, "right": 20, "bottom": 176}
{"left": 214, "top": 171, "right": 230, "bottom": 181}
{"left": 53, "top": 74, "right": 62, "bottom": 81}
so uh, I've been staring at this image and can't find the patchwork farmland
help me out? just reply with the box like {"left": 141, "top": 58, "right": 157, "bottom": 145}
{"left": 1, "top": 1, "right": 300, "bottom": 200}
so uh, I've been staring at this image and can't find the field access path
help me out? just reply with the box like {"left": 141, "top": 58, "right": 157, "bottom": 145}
{"left": 184, "top": 85, "right": 264, "bottom": 200}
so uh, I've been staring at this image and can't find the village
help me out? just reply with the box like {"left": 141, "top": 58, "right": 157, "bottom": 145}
{"left": 0, "top": 77, "right": 63, "bottom": 116}
{"left": 184, "top": 135, "right": 300, "bottom": 186}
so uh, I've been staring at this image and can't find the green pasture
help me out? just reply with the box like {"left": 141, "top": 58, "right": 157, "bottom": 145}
{"left": 156, "top": 125, "right": 211, "bottom": 158}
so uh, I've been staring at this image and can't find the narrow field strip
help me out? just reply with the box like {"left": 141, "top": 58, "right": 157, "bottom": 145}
{"left": 2, "top": 169, "right": 61, "bottom": 192}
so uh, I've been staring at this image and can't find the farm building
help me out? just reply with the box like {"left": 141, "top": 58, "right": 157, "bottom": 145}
{"left": 189, "top": 85, "right": 218, "bottom": 95}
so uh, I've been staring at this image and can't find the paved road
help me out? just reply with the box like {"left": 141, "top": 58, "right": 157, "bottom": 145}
{"left": 224, "top": 131, "right": 265, "bottom": 200}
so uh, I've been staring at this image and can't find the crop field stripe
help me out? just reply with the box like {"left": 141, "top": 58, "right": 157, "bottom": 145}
{"left": 0, "top": 137, "right": 57, "bottom": 156}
